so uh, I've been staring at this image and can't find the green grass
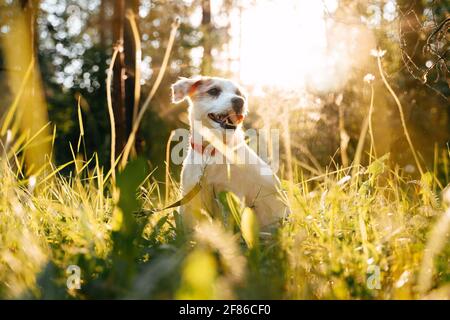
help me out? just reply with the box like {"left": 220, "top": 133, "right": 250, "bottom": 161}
{"left": 0, "top": 140, "right": 449, "bottom": 299}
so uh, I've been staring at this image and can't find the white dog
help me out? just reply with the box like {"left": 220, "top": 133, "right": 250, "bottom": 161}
{"left": 171, "top": 76, "right": 289, "bottom": 231}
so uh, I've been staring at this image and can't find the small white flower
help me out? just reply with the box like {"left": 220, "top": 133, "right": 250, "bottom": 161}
{"left": 404, "top": 164, "right": 415, "bottom": 173}
{"left": 6, "top": 129, "right": 12, "bottom": 145}
{"left": 370, "top": 49, "right": 386, "bottom": 57}
{"left": 28, "top": 175, "right": 37, "bottom": 193}
{"left": 337, "top": 175, "right": 351, "bottom": 186}
{"left": 307, "top": 191, "right": 318, "bottom": 198}
{"left": 395, "top": 270, "right": 410, "bottom": 288}
{"left": 4, "top": 129, "right": 12, "bottom": 150}
{"left": 320, "top": 190, "right": 328, "bottom": 211}
{"left": 363, "top": 73, "right": 375, "bottom": 83}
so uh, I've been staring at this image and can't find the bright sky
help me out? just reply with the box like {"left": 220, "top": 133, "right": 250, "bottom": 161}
{"left": 230, "top": 0, "right": 338, "bottom": 90}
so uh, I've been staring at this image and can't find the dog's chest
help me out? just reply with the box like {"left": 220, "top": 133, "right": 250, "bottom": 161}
{"left": 182, "top": 151, "right": 273, "bottom": 201}
{"left": 180, "top": 146, "right": 287, "bottom": 228}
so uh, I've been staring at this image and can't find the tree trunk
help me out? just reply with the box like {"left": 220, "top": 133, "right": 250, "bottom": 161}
{"left": 113, "top": 0, "right": 127, "bottom": 156}
{"left": 4, "top": 1, "right": 52, "bottom": 175}
{"left": 124, "top": 0, "right": 140, "bottom": 139}
{"left": 337, "top": 98, "right": 349, "bottom": 167}
{"left": 99, "top": 0, "right": 108, "bottom": 50}
{"left": 201, "top": 0, "right": 213, "bottom": 75}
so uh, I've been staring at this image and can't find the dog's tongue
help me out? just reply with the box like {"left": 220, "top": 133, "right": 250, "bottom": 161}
{"left": 229, "top": 114, "right": 244, "bottom": 125}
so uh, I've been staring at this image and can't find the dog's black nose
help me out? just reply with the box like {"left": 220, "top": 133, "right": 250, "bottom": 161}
{"left": 232, "top": 97, "right": 244, "bottom": 113}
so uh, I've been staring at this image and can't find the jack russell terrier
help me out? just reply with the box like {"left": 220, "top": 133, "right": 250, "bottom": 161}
{"left": 171, "top": 76, "right": 290, "bottom": 231}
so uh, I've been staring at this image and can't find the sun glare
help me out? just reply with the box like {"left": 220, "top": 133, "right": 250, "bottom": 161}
{"left": 231, "top": 0, "right": 344, "bottom": 91}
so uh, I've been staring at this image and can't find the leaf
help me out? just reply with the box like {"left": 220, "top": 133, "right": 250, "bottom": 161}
{"left": 176, "top": 249, "right": 217, "bottom": 300}
{"left": 367, "top": 153, "right": 389, "bottom": 177}
{"left": 115, "top": 157, "right": 149, "bottom": 236}
{"left": 217, "top": 191, "right": 243, "bottom": 227}
{"left": 148, "top": 215, "right": 169, "bottom": 243}
{"left": 241, "top": 207, "right": 259, "bottom": 250}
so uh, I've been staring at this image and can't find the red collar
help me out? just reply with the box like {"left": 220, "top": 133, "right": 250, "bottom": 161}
{"left": 190, "top": 138, "right": 216, "bottom": 156}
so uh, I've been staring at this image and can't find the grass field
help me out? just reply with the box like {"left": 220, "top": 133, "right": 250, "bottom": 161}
{"left": 0, "top": 0, "right": 448, "bottom": 302}
{"left": 0, "top": 134, "right": 449, "bottom": 300}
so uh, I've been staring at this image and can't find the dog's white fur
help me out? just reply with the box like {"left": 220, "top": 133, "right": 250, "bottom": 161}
{"left": 171, "top": 76, "right": 289, "bottom": 230}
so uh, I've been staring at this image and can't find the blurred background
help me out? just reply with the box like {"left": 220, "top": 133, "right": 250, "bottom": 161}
{"left": 0, "top": 0, "right": 449, "bottom": 180}
{"left": 0, "top": 0, "right": 449, "bottom": 301}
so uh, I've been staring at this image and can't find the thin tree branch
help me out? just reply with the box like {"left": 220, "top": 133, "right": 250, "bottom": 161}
{"left": 106, "top": 42, "right": 122, "bottom": 183}
{"left": 119, "top": 18, "right": 180, "bottom": 169}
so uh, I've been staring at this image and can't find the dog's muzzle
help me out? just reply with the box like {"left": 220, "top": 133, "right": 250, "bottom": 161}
{"left": 208, "top": 112, "right": 245, "bottom": 130}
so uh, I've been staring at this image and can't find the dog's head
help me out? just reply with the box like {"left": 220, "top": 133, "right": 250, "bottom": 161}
{"left": 171, "top": 76, "right": 248, "bottom": 131}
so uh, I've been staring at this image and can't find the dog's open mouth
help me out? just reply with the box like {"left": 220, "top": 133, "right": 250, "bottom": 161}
{"left": 208, "top": 112, "right": 245, "bottom": 129}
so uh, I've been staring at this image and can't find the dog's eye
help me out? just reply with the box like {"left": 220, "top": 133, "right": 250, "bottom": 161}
{"left": 207, "top": 87, "right": 221, "bottom": 97}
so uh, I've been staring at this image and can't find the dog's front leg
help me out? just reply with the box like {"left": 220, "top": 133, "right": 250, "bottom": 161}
{"left": 180, "top": 160, "right": 215, "bottom": 232}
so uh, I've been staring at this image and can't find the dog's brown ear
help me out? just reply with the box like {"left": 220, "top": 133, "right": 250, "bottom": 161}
{"left": 171, "top": 77, "right": 202, "bottom": 103}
